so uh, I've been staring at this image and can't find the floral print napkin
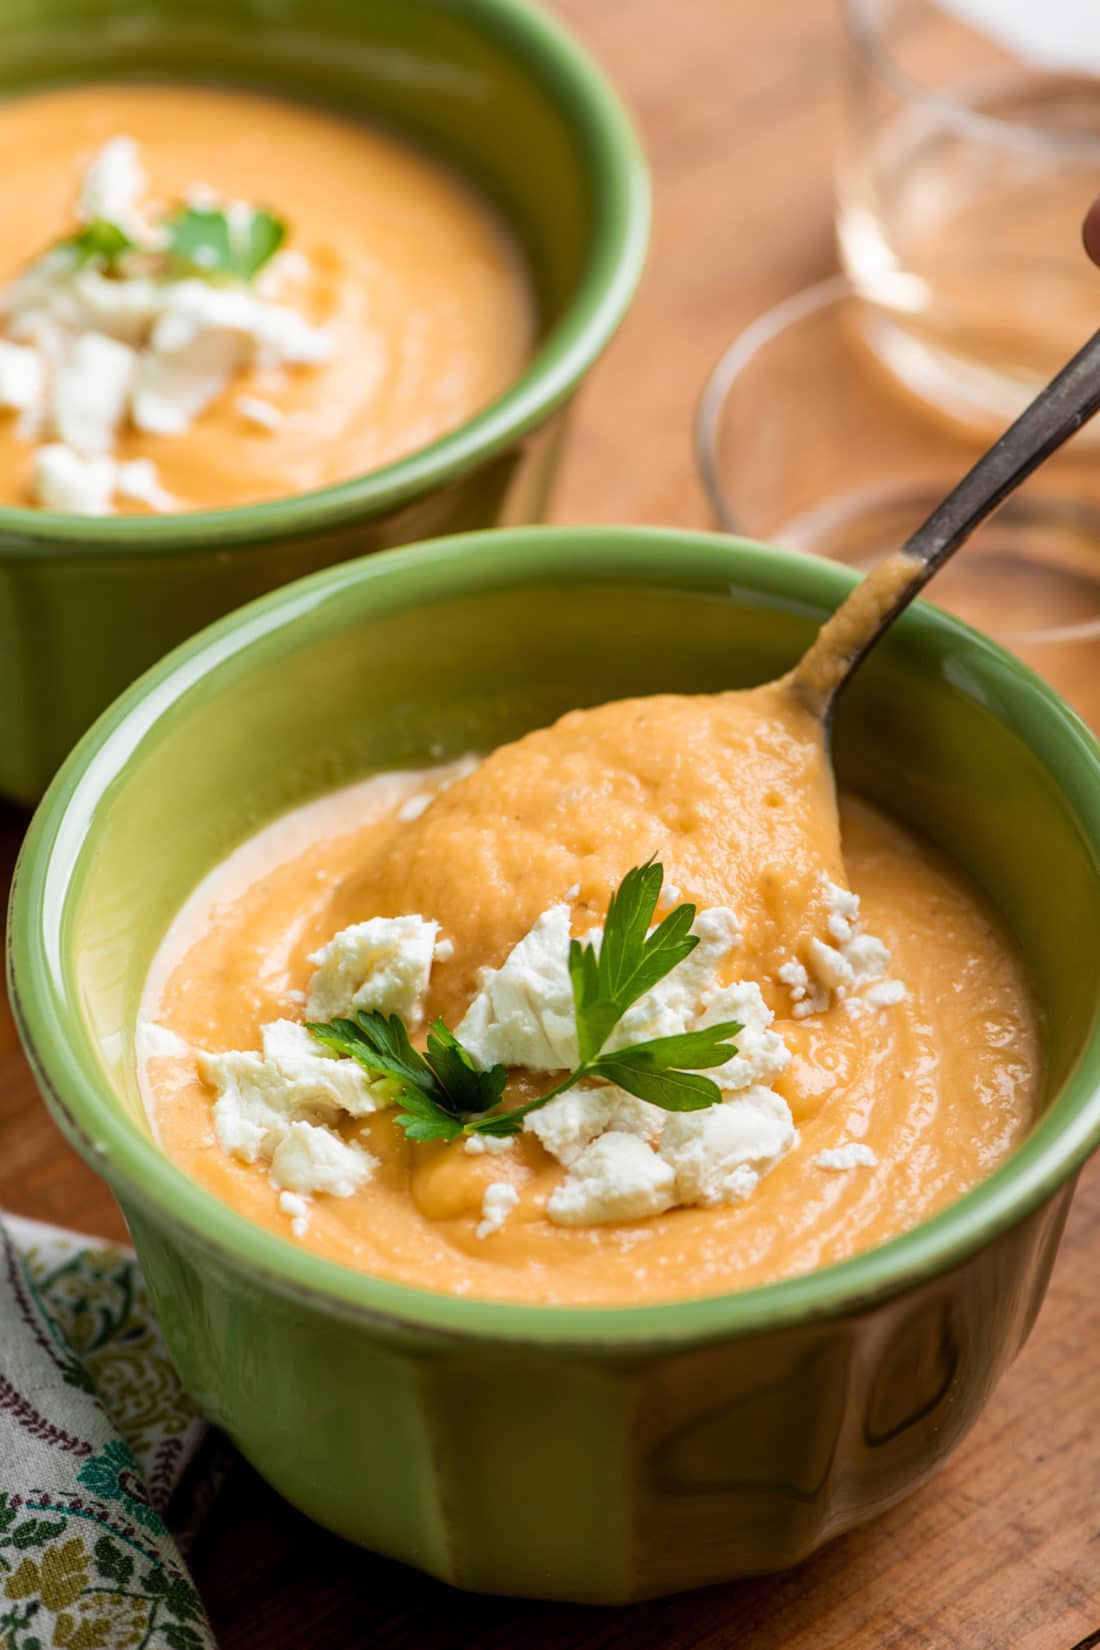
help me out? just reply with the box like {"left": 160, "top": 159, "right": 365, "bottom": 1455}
{"left": 0, "top": 1214, "right": 218, "bottom": 1649}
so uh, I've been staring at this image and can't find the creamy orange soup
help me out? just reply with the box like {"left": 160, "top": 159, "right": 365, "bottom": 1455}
{"left": 139, "top": 685, "right": 1038, "bottom": 1306}
{"left": 0, "top": 83, "right": 534, "bottom": 509}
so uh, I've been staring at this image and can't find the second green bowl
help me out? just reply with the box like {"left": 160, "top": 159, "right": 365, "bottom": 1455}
{"left": 0, "top": 0, "right": 649, "bottom": 803}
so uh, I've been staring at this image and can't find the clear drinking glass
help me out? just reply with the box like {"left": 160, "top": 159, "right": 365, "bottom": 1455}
{"left": 838, "top": 0, "right": 1100, "bottom": 430}
{"left": 696, "top": 278, "right": 1100, "bottom": 728}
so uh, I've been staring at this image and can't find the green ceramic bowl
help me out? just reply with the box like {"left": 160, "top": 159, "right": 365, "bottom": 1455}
{"left": 0, "top": 0, "right": 649, "bottom": 806}
{"left": 11, "top": 528, "right": 1100, "bottom": 1601}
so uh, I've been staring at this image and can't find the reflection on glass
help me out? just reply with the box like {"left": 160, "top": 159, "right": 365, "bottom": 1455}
{"left": 838, "top": 0, "right": 1100, "bottom": 430}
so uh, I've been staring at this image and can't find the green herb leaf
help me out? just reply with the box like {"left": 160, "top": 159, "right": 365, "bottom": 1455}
{"left": 587, "top": 1059, "right": 723, "bottom": 1112}
{"left": 164, "top": 205, "right": 286, "bottom": 282}
{"left": 424, "top": 1019, "right": 507, "bottom": 1115}
{"left": 60, "top": 218, "right": 134, "bottom": 270}
{"left": 597, "top": 1020, "right": 743, "bottom": 1073}
{"left": 240, "top": 208, "right": 286, "bottom": 278}
{"left": 307, "top": 1011, "right": 490, "bottom": 1142}
{"left": 464, "top": 1098, "right": 547, "bottom": 1139}
{"left": 569, "top": 861, "right": 700, "bottom": 1061}
{"left": 392, "top": 1090, "right": 464, "bottom": 1144}
{"left": 306, "top": 1010, "right": 438, "bottom": 1098}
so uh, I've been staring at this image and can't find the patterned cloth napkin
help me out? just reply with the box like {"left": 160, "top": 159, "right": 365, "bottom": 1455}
{"left": 0, "top": 1214, "right": 219, "bottom": 1650}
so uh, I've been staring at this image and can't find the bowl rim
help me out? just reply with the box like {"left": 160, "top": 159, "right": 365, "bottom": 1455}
{"left": 10, "top": 525, "right": 1100, "bottom": 1348}
{"left": 0, "top": 0, "right": 650, "bottom": 559}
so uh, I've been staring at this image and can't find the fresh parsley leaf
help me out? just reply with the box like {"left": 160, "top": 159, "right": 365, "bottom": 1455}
{"left": 306, "top": 1011, "right": 437, "bottom": 1098}
{"left": 163, "top": 205, "right": 286, "bottom": 283}
{"left": 240, "top": 208, "right": 287, "bottom": 278}
{"left": 60, "top": 218, "right": 134, "bottom": 270}
{"left": 587, "top": 1060, "right": 723, "bottom": 1111}
{"left": 568, "top": 861, "right": 700, "bottom": 1061}
{"left": 465, "top": 1098, "right": 547, "bottom": 1138}
{"left": 594, "top": 1020, "right": 743, "bottom": 1073}
{"left": 165, "top": 207, "right": 232, "bottom": 276}
{"left": 392, "top": 1090, "right": 464, "bottom": 1144}
{"left": 423, "top": 1020, "right": 507, "bottom": 1115}
{"left": 307, "top": 1011, "right": 499, "bottom": 1142}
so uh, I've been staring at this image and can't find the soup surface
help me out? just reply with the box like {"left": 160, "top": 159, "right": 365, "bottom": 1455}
{"left": 139, "top": 685, "right": 1039, "bottom": 1306}
{"left": 0, "top": 83, "right": 534, "bottom": 510}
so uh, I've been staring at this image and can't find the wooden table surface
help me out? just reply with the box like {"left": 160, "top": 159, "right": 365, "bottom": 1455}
{"left": 3, "top": 1, "right": 1100, "bottom": 1644}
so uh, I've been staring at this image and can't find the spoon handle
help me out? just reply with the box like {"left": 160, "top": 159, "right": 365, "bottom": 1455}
{"left": 790, "top": 326, "right": 1100, "bottom": 720}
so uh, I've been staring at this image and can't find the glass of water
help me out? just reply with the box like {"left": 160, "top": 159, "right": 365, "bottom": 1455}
{"left": 838, "top": 0, "right": 1100, "bottom": 430}
{"left": 696, "top": 278, "right": 1100, "bottom": 730}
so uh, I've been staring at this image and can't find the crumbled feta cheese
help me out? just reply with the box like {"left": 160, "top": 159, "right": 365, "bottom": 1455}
{"left": 50, "top": 330, "right": 135, "bottom": 456}
{"left": 464, "top": 1132, "right": 514, "bottom": 1156}
{"left": 779, "top": 956, "right": 829, "bottom": 1018}
{"left": 131, "top": 317, "right": 243, "bottom": 434}
{"left": 814, "top": 1142, "right": 878, "bottom": 1170}
{"left": 476, "top": 1181, "right": 519, "bottom": 1239}
{"left": 270, "top": 1120, "right": 373, "bottom": 1197}
{"left": 547, "top": 1133, "right": 677, "bottom": 1226}
{"left": 435, "top": 937, "right": 455, "bottom": 963}
{"left": 695, "top": 980, "right": 791, "bottom": 1090}
{"left": 257, "top": 1019, "right": 383, "bottom": 1117}
{"left": 824, "top": 879, "right": 860, "bottom": 943}
{"left": 659, "top": 1088, "right": 797, "bottom": 1206}
{"left": 199, "top": 1023, "right": 378, "bottom": 1198}
{"left": 524, "top": 1083, "right": 664, "bottom": 1167}
{"left": 0, "top": 340, "right": 42, "bottom": 413}
{"left": 114, "top": 457, "right": 175, "bottom": 512}
{"left": 236, "top": 393, "right": 284, "bottom": 430}
{"left": 32, "top": 444, "right": 173, "bottom": 515}
{"left": 198, "top": 1017, "right": 382, "bottom": 1158}
{"left": 809, "top": 935, "right": 855, "bottom": 994}
{"left": 280, "top": 1189, "right": 310, "bottom": 1239}
{"left": 456, "top": 904, "right": 577, "bottom": 1070}
{"left": 865, "top": 979, "right": 907, "bottom": 1008}
{"left": 456, "top": 903, "right": 742, "bottom": 1073}
{"left": 781, "top": 878, "right": 899, "bottom": 1017}
{"left": 79, "top": 136, "right": 145, "bottom": 232}
{"left": 847, "top": 935, "right": 892, "bottom": 981}
{"left": 306, "top": 915, "right": 439, "bottom": 1025}
{"left": 14, "top": 268, "right": 163, "bottom": 348}
{"left": 33, "top": 443, "right": 115, "bottom": 513}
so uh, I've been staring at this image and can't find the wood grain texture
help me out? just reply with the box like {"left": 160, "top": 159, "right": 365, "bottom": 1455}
{"left": 3, "top": 1, "right": 1099, "bottom": 1643}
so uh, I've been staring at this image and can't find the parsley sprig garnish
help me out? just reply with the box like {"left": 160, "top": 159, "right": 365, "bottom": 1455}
{"left": 59, "top": 218, "right": 135, "bottom": 271}
{"left": 54, "top": 205, "right": 287, "bottom": 285}
{"left": 306, "top": 862, "right": 740, "bottom": 1143}
{"left": 162, "top": 205, "right": 287, "bottom": 282}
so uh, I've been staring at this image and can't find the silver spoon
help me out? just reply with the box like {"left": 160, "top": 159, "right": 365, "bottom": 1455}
{"left": 788, "top": 327, "right": 1100, "bottom": 720}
